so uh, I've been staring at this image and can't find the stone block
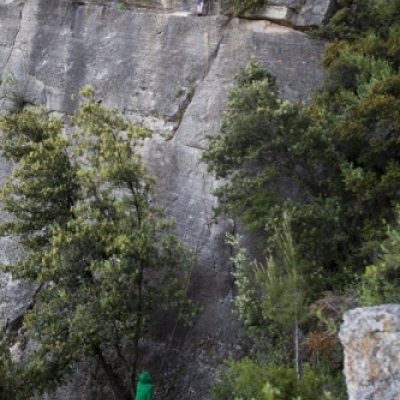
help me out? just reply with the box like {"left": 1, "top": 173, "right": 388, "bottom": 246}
{"left": 339, "top": 305, "right": 400, "bottom": 400}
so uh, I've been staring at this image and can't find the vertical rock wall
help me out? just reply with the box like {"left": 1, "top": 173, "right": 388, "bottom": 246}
{"left": 0, "top": 0, "right": 326, "bottom": 398}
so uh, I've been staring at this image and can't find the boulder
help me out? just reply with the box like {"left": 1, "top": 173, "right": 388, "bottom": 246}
{"left": 339, "top": 305, "right": 400, "bottom": 400}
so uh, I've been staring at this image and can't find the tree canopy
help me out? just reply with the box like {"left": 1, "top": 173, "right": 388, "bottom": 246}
{"left": 0, "top": 87, "right": 195, "bottom": 400}
{"left": 202, "top": 14, "right": 400, "bottom": 291}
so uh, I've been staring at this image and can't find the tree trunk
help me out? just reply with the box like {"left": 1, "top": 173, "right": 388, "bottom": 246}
{"left": 294, "top": 322, "right": 302, "bottom": 379}
{"left": 130, "top": 265, "right": 144, "bottom": 399}
{"left": 96, "top": 346, "right": 132, "bottom": 400}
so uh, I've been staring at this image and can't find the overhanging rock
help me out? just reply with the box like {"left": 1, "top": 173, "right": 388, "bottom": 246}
{"left": 244, "top": 0, "right": 336, "bottom": 28}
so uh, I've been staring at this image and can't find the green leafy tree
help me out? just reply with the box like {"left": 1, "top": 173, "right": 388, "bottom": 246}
{"left": 0, "top": 331, "right": 25, "bottom": 400}
{"left": 315, "top": 0, "right": 400, "bottom": 42}
{"left": 203, "top": 47, "right": 400, "bottom": 290}
{"left": 359, "top": 211, "right": 400, "bottom": 305}
{"left": 226, "top": 234, "right": 293, "bottom": 364}
{"left": 315, "top": 18, "right": 400, "bottom": 249}
{"left": 229, "top": 213, "right": 308, "bottom": 377}
{"left": 258, "top": 213, "right": 308, "bottom": 377}
{"left": 202, "top": 59, "right": 350, "bottom": 292}
{"left": 211, "top": 358, "right": 345, "bottom": 400}
{"left": 0, "top": 87, "right": 195, "bottom": 400}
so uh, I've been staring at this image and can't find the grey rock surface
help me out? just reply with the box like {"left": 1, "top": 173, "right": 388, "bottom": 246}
{"left": 339, "top": 305, "right": 400, "bottom": 400}
{"left": 0, "top": 0, "right": 326, "bottom": 398}
{"left": 0, "top": 273, "right": 39, "bottom": 332}
{"left": 245, "top": 0, "right": 336, "bottom": 27}
{"left": 88, "top": 0, "right": 336, "bottom": 24}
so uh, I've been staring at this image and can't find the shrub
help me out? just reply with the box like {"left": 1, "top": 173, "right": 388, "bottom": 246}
{"left": 223, "top": 0, "right": 266, "bottom": 15}
{"left": 211, "top": 359, "right": 346, "bottom": 400}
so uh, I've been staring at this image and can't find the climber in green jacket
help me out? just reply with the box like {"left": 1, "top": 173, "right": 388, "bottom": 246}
{"left": 135, "top": 371, "right": 154, "bottom": 400}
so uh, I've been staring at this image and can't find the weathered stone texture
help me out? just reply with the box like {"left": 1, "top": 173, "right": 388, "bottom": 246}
{"left": 91, "top": 0, "right": 336, "bottom": 23}
{"left": 339, "top": 305, "right": 400, "bottom": 400}
{"left": 0, "top": 1, "right": 23, "bottom": 78}
{"left": 0, "top": 0, "right": 325, "bottom": 398}
{"left": 245, "top": 0, "right": 336, "bottom": 27}
{"left": 0, "top": 273, "right": 39, "bottom": 331}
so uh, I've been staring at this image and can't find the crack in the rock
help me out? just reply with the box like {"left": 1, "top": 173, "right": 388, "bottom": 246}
{"left": 4, "top": 282, "right": 42, "bottom": 342}
{"left": 183, "top": 143, "right": 204, "bottom": 151}
{"left": 202, "top": 171, "right": 211, "bottom": 233}
{"left": 168, "top": 23, "right": 226, "bottom": 136}
{"left": 163, "top": 194, "right": 180, "bottom": 212}
{"left": 204, "top": 32, "right": 224, "bottom": 79}
{"left": 2, "top": 5, "right": 23, "bottom": 77}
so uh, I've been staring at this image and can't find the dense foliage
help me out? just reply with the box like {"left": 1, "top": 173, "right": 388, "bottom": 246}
{"left": 229, "top": 214, "right": 308, "bottom": 377}
{"left": 359, "top": 211, "right": 400, "bottom": 306}
{"left": 315, "top": 0, "right": 400, "bottom": 41}
{"left": 0, "top": 331, "right": 25, "bottom": 400}
{"left": 211, "top": 358, "right": 346, "bottom": 400}
{"left": 203, "top": 1, "right": 400, "bottom": 291}
{"left": 203, "top": 0, "right": 400, "bottom": 397}
{"left": 223, "top": 0, "right": 266, "bottom": 15}
{"left": 0, "top": 87, "right": 195, "bottom": 400}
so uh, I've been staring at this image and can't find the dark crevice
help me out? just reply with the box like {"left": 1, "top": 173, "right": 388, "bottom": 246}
{"left": 167, "top": 23, "right": 225, "bottom": 135}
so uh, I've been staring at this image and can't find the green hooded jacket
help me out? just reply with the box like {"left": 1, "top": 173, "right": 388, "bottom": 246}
{"left": 135, "top": 371, "right": 154, "bottom": 400}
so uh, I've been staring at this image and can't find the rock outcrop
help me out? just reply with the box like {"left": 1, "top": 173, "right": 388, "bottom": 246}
{"left": 339, "top": 305, "right": 400, "bottom": 400}
{"left": 244, "top": 0, "right": 336, "bottom": 28}
{"left": 0, "top": 0, "right": 327, "bottom": 398}
{"left": 0, "top": 273, "right": 39, "bottom": 333}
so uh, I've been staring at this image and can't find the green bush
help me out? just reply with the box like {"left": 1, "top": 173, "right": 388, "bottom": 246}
{"left": 224, "top": 0, "right": 266, "bottom": 15}
{"left": 118, "top": 2, "right": 127, "bottom": 11}
{"left": 0, "top": 74, "right": 27, "bottom": 113}
{"left": 211, "top": 359, "right": 346, "bottom": 400}
{"left": 0, "top": 332, "right": 25, "bottom": 400}
{"left": 359, "top": 212, "right": 400, "bottom": 305}
{"left": 211, "top": 358, "right": 267, "bottom": 400}
{"left": 314, "top": 0, "right": 400, "bottom": 41}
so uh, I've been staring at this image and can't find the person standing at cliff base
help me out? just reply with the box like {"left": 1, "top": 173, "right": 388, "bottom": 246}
{"left": 197, "top": 0, "right": 208, "bottom": 16}
{"left": 135, "top": 371, "right": 154, "bottom": 400}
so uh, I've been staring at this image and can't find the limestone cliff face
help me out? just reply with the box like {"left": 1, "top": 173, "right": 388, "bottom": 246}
{"left": 0, "top": 0, "right": 327, "bottom": 398}
{"left": 339, "top": 305, "right": 400, "bottom": 400}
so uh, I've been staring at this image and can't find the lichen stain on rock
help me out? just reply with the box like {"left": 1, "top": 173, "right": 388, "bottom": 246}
{"left": 340, "top": 305, "right": 400, "bottom": 400}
